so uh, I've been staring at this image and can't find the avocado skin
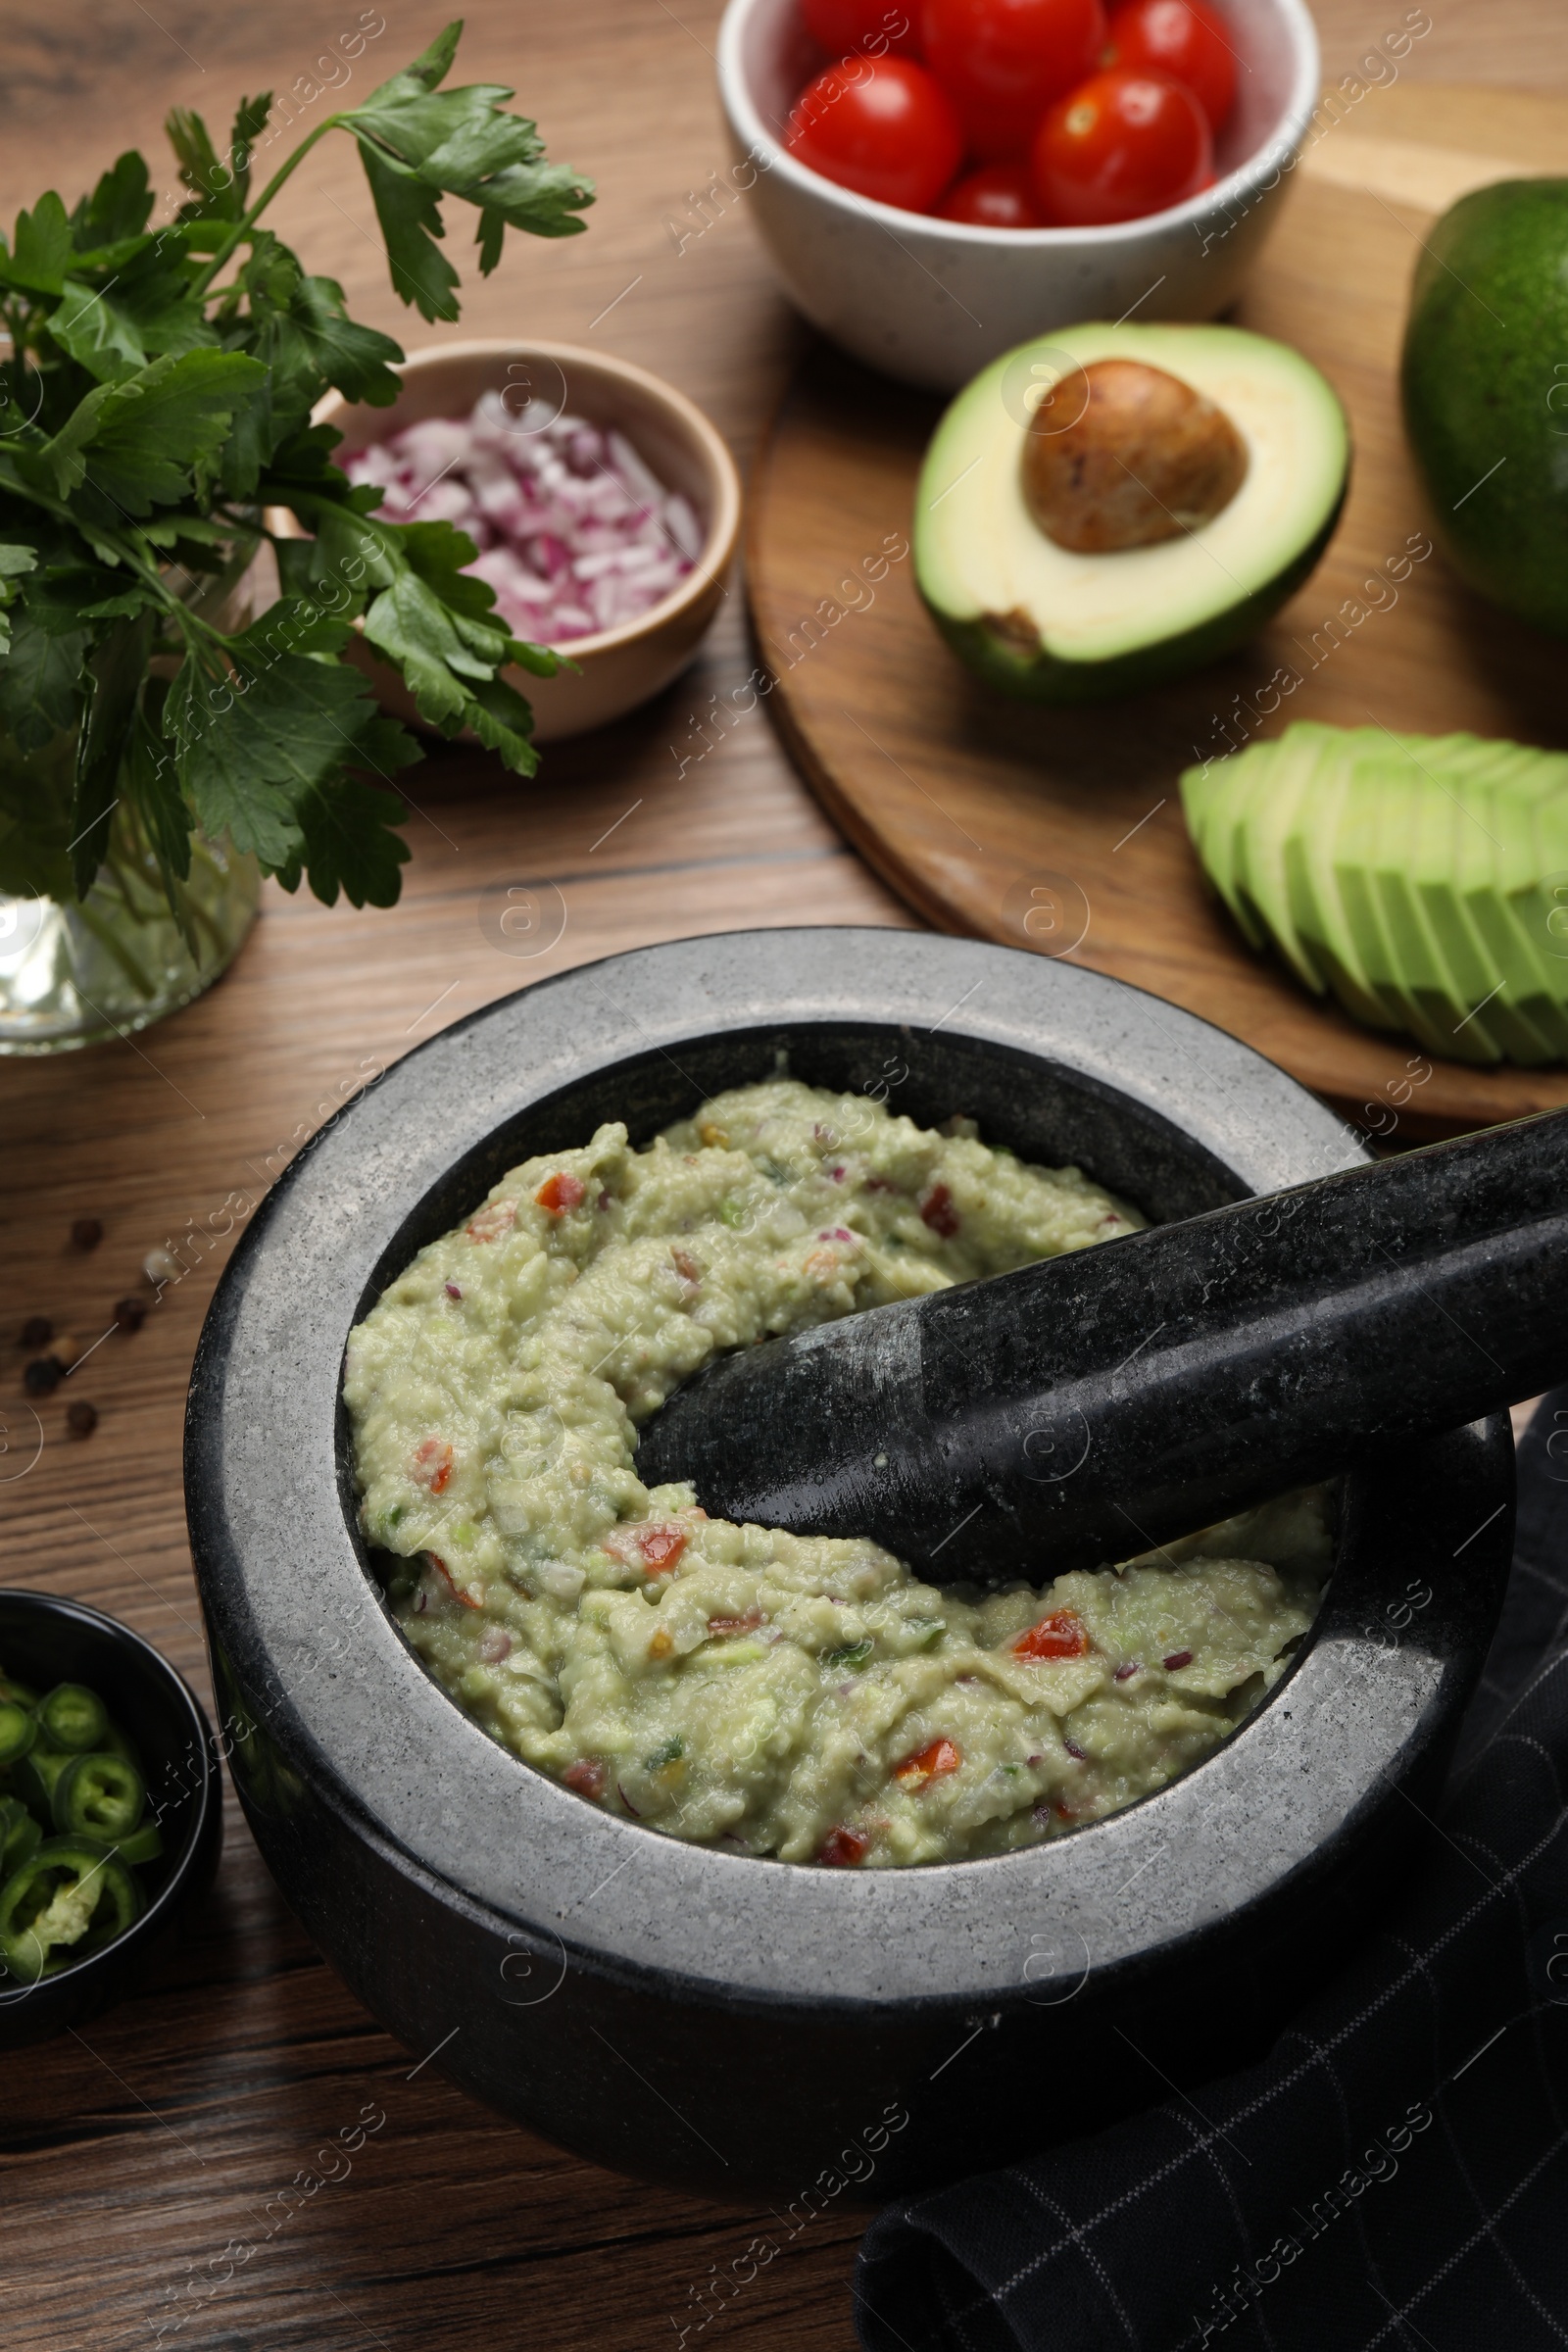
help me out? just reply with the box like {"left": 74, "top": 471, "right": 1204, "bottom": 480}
{"left": 1401, "top": 179, "right": 1568, "bottom": 636}
{"left": 923, "top": 494, "right": 1346, "bottom": 705}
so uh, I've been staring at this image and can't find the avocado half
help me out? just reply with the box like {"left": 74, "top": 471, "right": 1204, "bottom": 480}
{"left": 1402, "top": 180, "right": 1568, "bottom": 637}
{"left": 914, "top": 322, "right": 1350, "bottom": 705}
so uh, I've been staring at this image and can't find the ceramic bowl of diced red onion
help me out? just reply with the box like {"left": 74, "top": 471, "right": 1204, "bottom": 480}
{"left": 271, "top": 341, "right": 742, "bottom": 742}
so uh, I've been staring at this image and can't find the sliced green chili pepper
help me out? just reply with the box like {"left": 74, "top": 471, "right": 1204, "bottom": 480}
{"left": 0, "top": 1836, "right": 143, "bottom": 1982}
{"left": 52, "top": 1752, "right": 146, "bottom": 1841}
{"left": 0, "top": 1796, "right": 41, "bottom": 1875}
{"left": 0, "top": 1700, "right": 36, "bottom": 1766}
{"left": 35, "top": 1682, "right": 110, "bottom": 1754}
{"left": 114, "top": 1819, "right": 164, "bottom": 1866}
{"left": 0, "top": 1672, "right": 161, "bottom": 1969}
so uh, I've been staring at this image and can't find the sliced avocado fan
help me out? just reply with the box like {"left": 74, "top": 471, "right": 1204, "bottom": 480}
{"left": 1180, "top": 724, "right": 1568, "bottom": 1066}
{"left": 915, "top": 322, "right": 1349, "bottom": 705}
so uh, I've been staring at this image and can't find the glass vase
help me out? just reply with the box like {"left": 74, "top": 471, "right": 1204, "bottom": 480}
{"left": 0, "top": 766, "right": 260, "bottom": 1055}
{"left": 0, "top": 541, "right": 262, "bottom": 1054}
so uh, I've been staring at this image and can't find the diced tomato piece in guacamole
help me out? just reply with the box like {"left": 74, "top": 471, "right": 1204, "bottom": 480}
{"left": 920, "top": 1183, "right": 960, "bottom": 1238}
{"left": 411, "top": 1437, "right": 453, "bottom": 1494}
{"left": 535, "top": 1171, "right": 587, "bottom": 1214}
{"left": 894, "top": 1737, "right": 961, "bottom": 1788}
{"left": 1013, "top": 1609, "right": 1089, "bottom": 1661}
{"left": 466, "top": 1200, "right": 516, "bottom": 1243}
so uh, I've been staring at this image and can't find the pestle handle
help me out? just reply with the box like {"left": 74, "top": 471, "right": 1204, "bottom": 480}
{"left": 634, "top": 1107, "right": 1568, "bottom": 1586}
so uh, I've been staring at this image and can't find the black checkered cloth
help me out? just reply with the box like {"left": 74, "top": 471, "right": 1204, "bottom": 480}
{"left": 856, "top": 1395, "right": 1568, "bottom": 2352}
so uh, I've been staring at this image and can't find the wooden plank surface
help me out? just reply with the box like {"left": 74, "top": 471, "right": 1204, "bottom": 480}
{"left": 0, "top": 5, "right": 1563, "bottom": 2346}
{"left": 747, "top": 79, "right": 1568, "bottom": 1143}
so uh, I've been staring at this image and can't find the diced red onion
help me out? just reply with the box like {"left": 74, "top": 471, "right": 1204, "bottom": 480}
{"left": 344, "top": 394, "right": 702, "bottom": 646}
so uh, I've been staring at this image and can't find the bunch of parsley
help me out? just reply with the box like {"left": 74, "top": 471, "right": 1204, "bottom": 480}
{"left": 0, "top": 20, "right": 592, "bottom": 929}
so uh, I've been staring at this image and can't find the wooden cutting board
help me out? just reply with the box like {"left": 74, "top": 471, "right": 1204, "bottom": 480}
{"left": 747, "top": 84, "right": 1568, "bottom": 1140}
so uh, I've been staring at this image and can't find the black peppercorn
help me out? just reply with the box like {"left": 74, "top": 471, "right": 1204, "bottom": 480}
{"left": 66, "top": 1399, "right": 98, "bottom": 1438}
{"left": 71, "top": 1217, "right": 104, "bottom": 1250}
{"left": 23, "top": 1356, "right": 62, "bottom": 1397}
{"left": 20, "top": 1315, "right": 52, "bottom": 1349}
{"left": 114, "top": 1298, "right": 148, "bottom": 1334}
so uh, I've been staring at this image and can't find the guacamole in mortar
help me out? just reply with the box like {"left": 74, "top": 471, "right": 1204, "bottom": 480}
{"left": 344, "top": 1080, "right": 1328, "bottom": 1867}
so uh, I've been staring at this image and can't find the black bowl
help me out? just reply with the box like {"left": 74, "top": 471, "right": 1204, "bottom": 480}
{"left": 0, "top": 1589, "right": 223, "bottom": 2046}
{"left": 184, "top": 930, "right": 1512, "bottom": 2197}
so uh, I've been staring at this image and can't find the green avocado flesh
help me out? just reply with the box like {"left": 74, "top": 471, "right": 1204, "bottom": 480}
{"left": 1180, "top": 723, "right": 1568, "bottom": 1067}
{"left": 914, "top": 323, "right": 1349, "bottom": 704}
{"left": 1402, "top": 180, "right": 1568, "bottom": 637}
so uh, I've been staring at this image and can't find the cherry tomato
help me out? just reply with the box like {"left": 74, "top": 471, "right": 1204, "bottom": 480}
{"left": 1032, "top": 67, "right": 1211, "bottom": 223}
{"left": 789, "top": 55, "right": 963, "bottom": 210}
{"left": 937, "top": 162, "right": 1045, "bottom": 225}
{"left": 1104, "top": 0, "right": 1237, "bottom": 128}
{"left": 802, "top": 0, "right": 923, "bottom": 59}
{"left": 921, "top": 0, "right": 1108, "bottom": 161}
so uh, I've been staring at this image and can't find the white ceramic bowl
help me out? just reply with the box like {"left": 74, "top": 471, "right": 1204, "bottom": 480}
{"left": 270, "top": 341, "right": 742, "bottom": 743}
{"left": 717, "top": 0, "right": 1320, "bottom": 390}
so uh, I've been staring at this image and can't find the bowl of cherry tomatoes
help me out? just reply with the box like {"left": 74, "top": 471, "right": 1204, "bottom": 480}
{"left": 717, "top": 0, "right": 1319, "bottom": 388}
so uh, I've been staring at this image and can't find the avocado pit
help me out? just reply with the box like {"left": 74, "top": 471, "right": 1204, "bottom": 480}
{"left": 1022, "top": 358, "right": 1250, "bottom": 554}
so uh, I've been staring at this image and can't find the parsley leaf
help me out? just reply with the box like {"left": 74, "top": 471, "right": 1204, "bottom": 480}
{"left": 238, "top": 241, "right": 403, "bottom": 421}
{"left": 0, "top": 23, "right": 589, "bottom": 922}
{"left": 6, "top": 193, "right": 74, "bottom": 298}
{"left": 48, "top": 236, "right": 220, "bottom": 385}
{"left": 24, "top": 564, "right": 155, "bottom": 632}
{"left": 343, "top": 23, "right": 591, "bottom": 316}
{"left": 166, "top": 645, "right": 372, "bottom": 863}
{"left": 50, "top": 280, "right": 151, "bottom": 383}
{"left": 462, "top": 671, "right": 540, "bottom": 770}
{"left": 69, "top": 153, "right": 156, "bottom": 249}
{"left": 0, "top": 612, "right": 88, "bottom": 753}
{"left": 354, "top": 142, "right": 461, "bottom": 325}
{"left": 25, "top": 348, "right": 268, "bottom": 514}
{"left": 168, "top": 109, "right": 235, "bottom": 220}
{"left": 287, "top": 765, "right": 414, "bottom": 908}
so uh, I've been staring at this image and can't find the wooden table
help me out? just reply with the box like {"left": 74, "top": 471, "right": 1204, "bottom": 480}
{"left": 0, "top": 5, "right": 1558, "bottom": 2343}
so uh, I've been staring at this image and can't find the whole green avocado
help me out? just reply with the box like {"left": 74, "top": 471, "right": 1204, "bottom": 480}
{"left": 1401, "top": 179, "right": 1568, "bottom": 635}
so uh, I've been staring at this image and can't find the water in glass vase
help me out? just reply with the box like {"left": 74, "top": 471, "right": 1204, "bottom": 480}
{"left": 0, "top": 724, "right": 259, "bottom": 1054}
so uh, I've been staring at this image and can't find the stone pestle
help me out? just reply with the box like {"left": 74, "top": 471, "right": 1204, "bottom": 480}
{"left": 634, "top": 1106, "right": 1568, "bottom": 1586}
